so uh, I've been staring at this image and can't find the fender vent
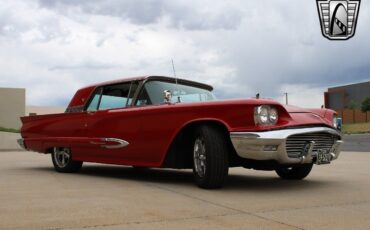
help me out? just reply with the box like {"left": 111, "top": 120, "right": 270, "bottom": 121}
{"left": 286, "top": 132, "right": 339, "bottom": 158}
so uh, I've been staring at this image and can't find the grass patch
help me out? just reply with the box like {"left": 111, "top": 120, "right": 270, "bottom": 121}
{"left": 0, "top": 127, "right": 20, "bottom": 133}
{"left": 342, "top": 122, "right": 370, "bottom": 134}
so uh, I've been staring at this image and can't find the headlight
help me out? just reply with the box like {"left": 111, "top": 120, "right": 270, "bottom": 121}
{"left": 254, "top": 105, "right": 279, "bottom": 125}
{"left": 333, "top": 115, "right": 338, "bottom": 129}
{"left": 269, "top": 107, "right": 278, "bottom": 124}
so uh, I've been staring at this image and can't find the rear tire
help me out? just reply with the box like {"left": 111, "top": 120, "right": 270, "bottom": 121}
{"left": 51, "top": 147, "right": 83, "bottom": 173}
{"left": 275, "top": 164, "right": 313, "bottom": 180}
{"left": 192, "top": 125, "right": 229, "bottom": 189}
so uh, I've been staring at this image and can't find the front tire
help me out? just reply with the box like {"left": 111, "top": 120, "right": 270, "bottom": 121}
{"left": 275, "top": 164, "right": 313, "bottom": 180}
{"left": 192, "top": 125, "right": 229, "bottom": 189}
{"left": 51, "top": 147, "right": 83, "bottom": 173}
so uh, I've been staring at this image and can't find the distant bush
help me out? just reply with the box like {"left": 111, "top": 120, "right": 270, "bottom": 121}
{"left": 361, "top": 96, "right": 370, "bottom": 112}
{"left": 0, "top": 127, "right": 20, "bottom": 133}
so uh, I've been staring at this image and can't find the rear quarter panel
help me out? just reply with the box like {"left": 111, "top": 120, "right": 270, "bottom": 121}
{"left": 21, "top": 113, "right": 87, "bottom": 153}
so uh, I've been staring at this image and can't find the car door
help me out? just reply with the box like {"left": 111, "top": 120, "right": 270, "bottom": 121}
{"left": 83, "top": 81, "right": 142, "bottom": 163}
{"left": 131, "top": 80, "right": 181, "bottom": 166}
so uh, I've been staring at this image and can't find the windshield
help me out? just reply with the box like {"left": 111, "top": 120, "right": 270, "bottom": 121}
{"left": 135, "top": 80, "right": 215, "bottom": 106}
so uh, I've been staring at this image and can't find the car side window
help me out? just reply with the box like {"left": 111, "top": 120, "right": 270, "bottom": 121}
{"left": 86, "top": 88, "right": 102, "bottom": 111}
{"left": 99, "top": 83, "right": 131, "bottom": 110}
{"left": 85, "top": 82, "right": 138, "bottom": 111}
{"left": 135, "top": 87, "right": 152, "bottom": 106}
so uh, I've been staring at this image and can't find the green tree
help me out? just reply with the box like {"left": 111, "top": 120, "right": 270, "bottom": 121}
{"left": 361, "top": 96, "right": 370, "bottom": 112}
{"left": 347, "top": 100, "right": 358, "bottom": 110}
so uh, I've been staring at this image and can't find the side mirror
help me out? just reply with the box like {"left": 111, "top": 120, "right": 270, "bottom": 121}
{"left": 163, "top": 90, "right": 172, "bottom": 103}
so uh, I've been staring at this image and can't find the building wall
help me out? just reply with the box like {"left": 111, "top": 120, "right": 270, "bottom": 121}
{"left": 328, "top": 91, "right": 345, "bottom": 110}
{"left": 0, "top": 88, "right": 25, "bottom": 129}
{"left": 325, "top": 81, "right": 370, "bottom": 110}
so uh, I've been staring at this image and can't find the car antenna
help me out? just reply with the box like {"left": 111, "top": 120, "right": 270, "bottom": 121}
{"left": 171, "top": 59, "right": 181, "bottom": 103}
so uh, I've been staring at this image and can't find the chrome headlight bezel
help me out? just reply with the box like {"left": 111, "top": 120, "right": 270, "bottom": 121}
{"left": 254, "top": 105, "right": 279, "bottom": 126}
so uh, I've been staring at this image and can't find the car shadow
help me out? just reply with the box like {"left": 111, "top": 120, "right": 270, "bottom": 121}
{"left": 24, "top": 164, "right": 336, "bottom": 191}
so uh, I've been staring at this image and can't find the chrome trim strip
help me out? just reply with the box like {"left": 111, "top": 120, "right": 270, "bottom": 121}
{"left": 230, "top": 127, "right": 342, "bottom": 140}
{"left": 90, "top": 141, "right": 106, "bottom": 145}
{"left": 102, "top": 138, "right": 129, "bottom": 149}
{"left": 90, "top": 138, "right": 129, "bottom": 149}
{"left": 230, "top": 127, "right": 343, "bottom": 165}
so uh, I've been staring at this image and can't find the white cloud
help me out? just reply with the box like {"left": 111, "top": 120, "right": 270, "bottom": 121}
{"left": 276, "top": 84, "right": 326, "bottom": 108}
{"left": 38, "top": 0, "right": 243, "bottom": 30}
{"left": 0, "top": 0, "right": 369, "bottom": 107}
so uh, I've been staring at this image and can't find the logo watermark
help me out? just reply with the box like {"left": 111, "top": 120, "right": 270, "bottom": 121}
{"left": 317, "top": 0, "right": 360, "bottom": 40}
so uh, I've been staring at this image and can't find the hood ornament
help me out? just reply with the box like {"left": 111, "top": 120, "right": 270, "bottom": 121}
{"left": 163, "top": 90, "right": 172, "bottom": 103}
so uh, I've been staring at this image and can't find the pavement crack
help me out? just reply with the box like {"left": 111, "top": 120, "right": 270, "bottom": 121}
{"left": 257, "top": 200, "right": 370, "bottom": 214}
{"left": 145, "top": 183, "right": 304, "bottom": 230}
{"left": 44, "top": 213, "right": 247, "bottom": 230}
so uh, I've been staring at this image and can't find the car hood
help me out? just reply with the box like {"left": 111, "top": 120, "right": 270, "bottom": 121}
{"left": 283, "top": 105, "right": 327, "bottom": 118}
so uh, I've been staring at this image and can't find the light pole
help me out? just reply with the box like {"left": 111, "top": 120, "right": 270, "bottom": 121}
{"left": 284, "top": 92, "right": 288, "bottom": 105}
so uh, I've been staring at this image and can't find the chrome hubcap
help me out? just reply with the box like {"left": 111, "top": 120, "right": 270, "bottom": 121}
{"left": 193, "top": 138, "right": 206, "bottom": 177}
{"left": 53, "top": 147, "right": 71, "bottom": 168}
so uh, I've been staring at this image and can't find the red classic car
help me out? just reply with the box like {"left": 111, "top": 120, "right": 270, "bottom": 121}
{"left": 18, "top": 76, "right": 342, "bottom": 189}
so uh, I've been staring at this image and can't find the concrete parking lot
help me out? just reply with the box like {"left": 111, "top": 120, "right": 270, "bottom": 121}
{"left": 1, "top": 150, "right": 370, "bottom": 230}
{"left": 342, "top": 134, "right": 370, "bottom": 152}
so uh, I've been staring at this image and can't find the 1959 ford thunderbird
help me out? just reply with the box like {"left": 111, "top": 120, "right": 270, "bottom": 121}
{"left": 18, "top": 76, "right": 342, "bottom": 189}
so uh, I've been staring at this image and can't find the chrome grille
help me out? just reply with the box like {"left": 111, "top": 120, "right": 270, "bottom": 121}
{"left": 286, "top": 132, "right": 339, "bottom": 158}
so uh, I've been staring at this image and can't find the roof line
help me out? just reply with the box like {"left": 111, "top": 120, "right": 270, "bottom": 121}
{"left": 328, "top": 80, "right": 370, "bottom": 90}
{"left": 82, "top": 75, "right": 213, "bottom": 91}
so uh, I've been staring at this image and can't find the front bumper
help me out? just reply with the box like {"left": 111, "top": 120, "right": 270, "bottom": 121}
{"left": 230, "top": 127, "right": 343, "bottom": 165}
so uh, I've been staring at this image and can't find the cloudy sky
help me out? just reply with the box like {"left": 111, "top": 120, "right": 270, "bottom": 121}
{"left": 0, "top": 0, "right": 369, "bottom": 108}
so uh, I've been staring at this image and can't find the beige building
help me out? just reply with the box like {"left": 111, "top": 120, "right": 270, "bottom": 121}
{"left": 0, "top": 88, "right": 66, "bottom": 130}
{"left": 0, "top": 88, "right": 25, "bottom": 129}
{"left": 26, "top": 106, "right": 65, "bottom": 116}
